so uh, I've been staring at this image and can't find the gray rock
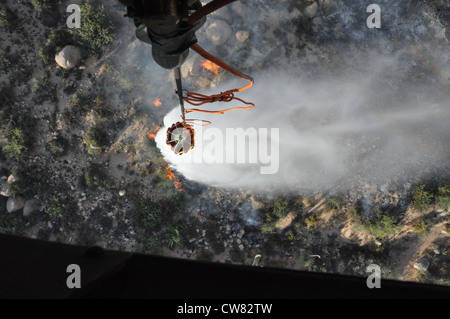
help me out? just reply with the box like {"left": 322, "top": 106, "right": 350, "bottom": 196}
{"left": 236, "top": 30, "right": 250, "bottom": 42}
{"left": 206, "top": 20, "right": 232, "bottom": 46}
{"left": 413, "top": 258, "right": 429, "bottom": 271}
{"left": 304, "top": 1, "right": 319, "bottom": 18}
{"left": 7, "top": 197, "right": 25, "bottom": 213}
{"left": 55, "top": 45, "right": 82, "bottom": 69}
{"left": 230, "top": 1, "right": 248, "bottom": 20}
{"left": 210, "top": 5, "right": 233, "bottom": 24}
{"left": 7, "top": 174, "right": 19, "bottom": 184}
{"left": 318, "top": 0, "right": 338, "bottom": 16}
{"left": 0, "top": 183, "right": 12, "bottom": 197}
{"left": 23, "top": 199, "right": 40, "bottom": 217}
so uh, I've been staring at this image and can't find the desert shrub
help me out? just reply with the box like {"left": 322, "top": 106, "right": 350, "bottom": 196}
{"left": 0, "top": 9, "right": 8, "bottom": 29}
{"left": 114, "top": 63, "right": 143, "bottom": 93}
{"left": 364, "top": 210, "right": 398, "bottom": 239}
{"left": 0, "top": 7, "right": 18, "bottom": 31}
{"left": 31, "top": 76, "right": 51, "bottom": 94}
{"left": 32, "top": 0, "right": 56, "bottom": 11}
{"left": 46, "top": 136, "right": 67, "bottom": 156}
{"left": 165, "top": 226, "right": 182, "bottom": 248}
{"left": 1, "top": 115, "right": 32, "bottom": 162}
{"left": 412, "top": 219, "right": 428, "bottom": 237}
{"left": 305, "top": 213, "right": 319, "bottom": 229}
{"left": 413, "top": 185, "right": 433, "bottom": 214}
{"left": 83, "top": 163, "right": 109, "bottom": 191}
{"left": 69, "top": 1, "right": 114, "bottom": 54}
{"left": 2, "top": 127, "right": 26, "bottom": 162}
{"left": 143, "top": 237, "right": 161, "bottom": 255}
{"left": 46, "top": 195, "right": 69, "bottom": 220}
{"left": 324, "top": 197, "right": 341, "bottom": 212}
{"left": 0, "top": 202, "right": 25, "bottom": 235}
{"left": 261, "top": 199, "right": 289, "bottom": 233}
{"left": 83, "top": 126, "right": 109, "bottom": 154}
{"left": 138, "top": 202, "right": 162, "bottom": 231}
{"left": 436, "top": 185, "right": 450, "bottom": 211}
{"left": 38, "top": 29, "right": 74, "bottom": 65}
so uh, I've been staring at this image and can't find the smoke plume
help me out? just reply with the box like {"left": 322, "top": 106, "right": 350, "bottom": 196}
{"left": 155, "top": 1, "right": 450, "bottom": 193}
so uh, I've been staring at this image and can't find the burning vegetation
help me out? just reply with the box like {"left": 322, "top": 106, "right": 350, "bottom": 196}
{"left": 147, "top": 126, "right": 161, "bottom": 139}
{"left": 201, "top": 59, "right": 221, "bottom": 75}
{"left": 165, "top": 165, "right": 184, "bottom": 192}
{"left": 153, "top": 98, "right": 162, "bottom": 107}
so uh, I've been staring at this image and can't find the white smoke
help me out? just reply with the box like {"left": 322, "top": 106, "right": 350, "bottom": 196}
{"left": 154, "top": 2, "right": 450, "bottom": 193}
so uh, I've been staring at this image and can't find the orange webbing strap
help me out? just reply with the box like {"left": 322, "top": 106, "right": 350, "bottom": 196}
{"left": 184, "top": 118, "right": 212, "bottom": 126}
{"left": 187, "top": 0, "right": 237, "bottom": 26}
{"left": 183, "top": 44, "right": 255, "bottom": 115}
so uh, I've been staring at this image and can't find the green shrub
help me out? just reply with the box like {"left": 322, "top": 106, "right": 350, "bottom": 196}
{"left": 31, "top": 76, "right": 51, "bottom": 94}
{"left": 84, "top": 163, "right": 109, "bottom": 191}
{"left": 365, "top": 211, "right": 398, "bottom": 239}
{"left": 83, "top": 126, "right": 109, "bottom": 154}
{"left": 0, "top": 7, "right": 18, "bottom": 30}
{"left": 412, "top": 219, "right": 427, "bottom": 233}
{"left": 324, "top": 197, "right": 341, "bottom": 212}
{"left": 261, "top": 199, "right": 290, "bottom": 233}
{"left": 2, "top": 127, "right": 26, "bottom": 161}
{"left": 0, "top": 206, "right": 25, "bottom": 235}
{"left": 114, "top": 63, "right": 143, "bottom": 93}
{"left": 413, "top": 185, "right": 432, "bottom": 214}
{"left": 46, "top": 137, "right": 66, "bottom": 156}
{"left": 0, "top": 9, "right": 7, "bottom": 29}
{"left": 144, "top": 237, "right": 161, "bottom": 255}
{"left": 305, "top": 213, "right": 319, "bottom": 229}
{"left": 32, "top": 0, "right": 55, "bottom": 11}
{"left": 139, "top": 202, "right": 161, "bottom": 231}
{"left": 46, "top": 195, "right": 68, "bottom": 220}
{"left": 1, "top": 117, "right": 28, "bottom": 162}
{"left": 69, "top": 1, "right": 114, "bottom": 54}
{"left": 436, "top": 186, "right": 450, "bottom": 211}
{"left": 166, "top": 226, "right": 181, "bottom": 248}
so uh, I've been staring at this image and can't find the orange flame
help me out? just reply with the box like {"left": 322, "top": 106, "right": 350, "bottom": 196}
{"left": 153, "top": 98, "right": 162, "bottom": 107}
{"left": 201, "top": 59, "right": 221, "bottom": 75}
{"left": 147, "top": 126, "right": 161, "bottom": 139}
{"left": 165, "top": 165, "right": 184, "bottom": 191}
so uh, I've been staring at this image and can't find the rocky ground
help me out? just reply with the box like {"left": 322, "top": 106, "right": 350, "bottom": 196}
{"left": 0, "top": 0, "right": 450, "bottom": 288}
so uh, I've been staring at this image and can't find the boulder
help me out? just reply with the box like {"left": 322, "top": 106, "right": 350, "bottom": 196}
{"left": 206, "top": 20, "right": 232, "bottom": 46}
{"left": 210, "top": 5, "right": 233, "bottom": 24}
{"left": 7, "top": 174, "right": 19, "bottom": 184}
{"left": 23, "top": 199, "right": 40, "bottom": 217}
{"left": 55, "top": 45, "right": 82, "bottom": 69}
{"left": 6, "top": 196, "right": 25, "bottom": 213}
{"left": 236, "top": 30, "right": 250, "bottom": 42}
{"left": 413, "top": 258, "right": 429, "bottom": 271}
{"left": 230, "top": 1, "right": 248, "bottom": 20}
{"left": 318, "top": 0, "right": 338, "bottom": 16}
{"left": 0, "top": 183, "right": 12, "bottom": 197}
{"left": 304, "top": 1, "right": 319, "bottom": 18}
